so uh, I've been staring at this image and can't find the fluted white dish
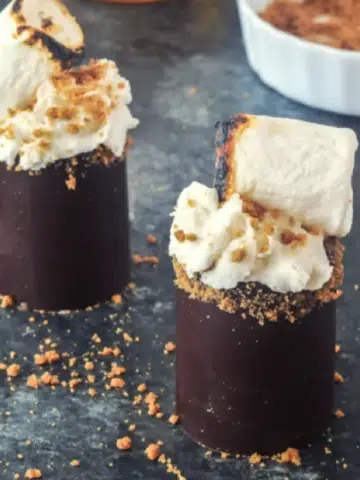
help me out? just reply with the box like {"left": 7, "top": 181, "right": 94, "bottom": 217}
{"left": 237, "top": 0, "right": 360, "bottom": 116}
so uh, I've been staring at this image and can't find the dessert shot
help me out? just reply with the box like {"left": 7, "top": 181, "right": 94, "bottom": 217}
{"left": 0, "top": 0, "right": 138, "bottom": 311}
{"left": 237, "top": 0, "right": 360, "bottom": 115}
{"left": 170, "top": 114, "right": 357, "bottom": 454}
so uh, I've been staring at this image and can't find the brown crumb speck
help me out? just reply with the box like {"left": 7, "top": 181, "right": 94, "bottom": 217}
{"left": 1, "top": 295, "right": 14, "bottom": 308}
{"left": 110, "top": 378, "right": 125, "bottom": 389}
{"left": 279, "top": 448, "right": 301, "bottom": 466}
{"left": 123, "top": 332, "right": 133, "bottom": 343}
{"left": 137, "top": 383, "right": 147, "bottom": 393}
{"left": 145, "top": 443, "right": 160, "bottom": 461}
{"left": 249, "top": 453, "right": 262, "bottom": 464}
{"left": 0, "top": 362, "right": 6, "bottom": 370}
{"left": 70, "top": 460, "right": 80, "bottom": 467}
{"left": 169, "top": 414, "right": 179, "bottom": 425}
{"left": 117, "top": 436, "right": 132, "bottom": 451}
{"left": 334, "top": 372, "right": 344, "bottom": 383}
{"left": 128, "top": 424, "right": 136, "bottom": 432}
{"left": 27, "top": 374, "right": 39, "bottom": 389}
{"left": 6, "top": 364, "right": 20, "bottom": 377}
{"left": 147, "top": 234, "right": 157, "bottom": 244}
{"left": 133, "top": 254, "right": 159, "bottom": 265}
{"left": 231, "top": 247, "right": 247, "bottom": 263}
{"left": 111, "top": 294, "right": 122, "bottom": 304}
{"left": 335, "top": 344, "right": 341, "bottom": 353}
{"left": 335, "top": 409, "right": 345, "bottom": 418}
{"left": 164, "top": 342, "right": 176, "bottom": 354}
{"left": 84, "top": 361, "right": 94, "bottom": 371}
{"left": 25, "top": 469, "right": 42, "bottom": 479}
{"left": 92, "top": 333, "right": 101, "bottom": 344}
{"left": 88, "top": 388, "right": 97, "bottom": 397}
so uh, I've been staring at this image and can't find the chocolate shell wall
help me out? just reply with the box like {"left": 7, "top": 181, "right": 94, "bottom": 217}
{"left": 176, "top": 288, "right": 336, "bottom": 455}
{"left": 0, "top": 157, "right": 130, "bottom": 311}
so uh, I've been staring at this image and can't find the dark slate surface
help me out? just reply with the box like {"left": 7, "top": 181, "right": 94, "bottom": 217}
{"left": 0, "top": 0, "right": 359, "bottom": 479}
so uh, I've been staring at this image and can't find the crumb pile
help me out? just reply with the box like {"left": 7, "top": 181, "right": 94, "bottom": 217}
{"left": 260, "top": 0, "right": 360, "bottom": 51}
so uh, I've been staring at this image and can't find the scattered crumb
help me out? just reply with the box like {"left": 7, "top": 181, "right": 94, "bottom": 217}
{"left": 1, "top": 295, "right": 14, "bottom": 308}
{"left": 355, "top": 284, "right": 359, "bottom": 291}
{"left": 128, "top": 424, "right": 136, "bottom": 432}
{"left": 169, "top": 414, "right": 179, "bottom": 425}
{"left": 147, "top": 234, "right": 157, "bottom": 244}
{"left": 84, "top": 361, "right": 94, "bottom": 371}
{"left": 88, "top": 388, "right": 97, "bottom": 397}
{"left": 334, "top": 371, "right": 344, "bottom": 383}
{"left": 87, "top": 375, "right": 96, "bottom": 384}
{"left": 10, "top": 351, "right": 16, "bottom": 360}
{"left": 69, "top": 357, "right": 77, "bottom": 367}
{"left": 164, "top": 342, "right": 176, "bottom": 354}
{"left": 324, "top": 446, "right": 332, "bottom": 454}
{"left": 27, "top": 375, "right": 39, "bottom": 389}
{"left": 148, "top": 403, "right": 161, "bottom": 416}
{"left": 92, "top": 333, "right": 101, "bottom": 344}
{"left": 221, "top": 452, "right": 229, "bottom": 459}
{"left": 189, "top": 87, "right": 198, "bottom": 94}
{"left": 70, "top": 460, "right": 80, "bottom": 467}
{"left": 335, "top": 344, "right": 341, "bottom": 353}
{"left": 335, "top": 409, "right": 345, "bottom": 418}
{"left": 17, "top": 454, "right": 23, "bottom": 460}
{"left": 110, "top": 378, "right": 125, "bottom": 389}
{"left": 111, "top": 294, "right": 122, "bottom": 304}
{"left": 25, "top": 469, "right": 42, "bottom": 479}
{"left": 205, "top": 451, "right": 212, "bottom": 457}
{"left": 6, "top": 364, "right": 20, "bottom": 377}
{"left": 0, "top": 363, "right": 7, "bottom": 370}
{"left": 249, "top": 453, "right": 262, "bottom": 464}
{"left": 26, "top": 440, "right": 31, "bottom": 446}
{"left": 123, "top": 332, "right": 133, "bottom": 343}
{"left": 65, "top": 174, "right": 76, "bottom": 191}
{"left": 137, "top": 383, "right": 147, "bottom": 393}
{"left": 14, "top": 474, "right": 20, "bottom": 479}
{"left": 133, "top": 254, "right": 159, "bottom": 265}
{"left": 343, "top": 463, "right": 348, "bottom": 469}
{"left": 34, "top": 350, "right": 59, "bottom": 365}
{"left": 279, "top": 448, "right": 301, "bottom": 466}
{"left": 145, "top": 443, "right": 160, "bottom": 461}
{"left": 116, "top": 436, "right": 132, "bottom": 451}
{"left": 145, "top": 392, "right": 158, "bottom": 404}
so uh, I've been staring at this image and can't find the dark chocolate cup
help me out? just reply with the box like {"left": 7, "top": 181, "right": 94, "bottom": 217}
{"left": 0, "top": 158, "right": 130, "bottom": 311}
{"left": 176, "top": 288, "right": 336, "bottom": 455}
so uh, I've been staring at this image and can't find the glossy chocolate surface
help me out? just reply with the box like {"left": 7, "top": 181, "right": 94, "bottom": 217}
{"left": 0, "top": 159, "right": 130, "bottom": 310}
{"left": 176, "top": 288, "right": 336, "bottom": 455}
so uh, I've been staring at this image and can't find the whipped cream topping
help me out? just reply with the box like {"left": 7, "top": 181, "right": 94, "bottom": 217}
{"left": 0, "top": 59, "right": 138, "bottom": 170}
{"left": 218, "top": 115, "right": 357, "bottom": 237}
{"left": 169, "top": 182, "right": 333, "bottom": 293}
{"left": 0, "top": 0, "right": 84, "bottom": 122}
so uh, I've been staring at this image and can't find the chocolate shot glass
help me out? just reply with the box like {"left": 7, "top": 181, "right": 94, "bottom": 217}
{"left": 0, "top": 146, "right": 130, "bottom": 311}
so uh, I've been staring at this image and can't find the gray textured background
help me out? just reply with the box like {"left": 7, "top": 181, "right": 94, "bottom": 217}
{"left": 0, "top": 0, "right": 358, "bottom": 479}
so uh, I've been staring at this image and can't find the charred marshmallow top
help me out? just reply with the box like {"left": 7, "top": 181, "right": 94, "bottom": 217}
{"left": 0, "top": 0, "right": 137, "bottom": 170}
{"left": 170, "top": 117, "right": 357, "bottom": 293}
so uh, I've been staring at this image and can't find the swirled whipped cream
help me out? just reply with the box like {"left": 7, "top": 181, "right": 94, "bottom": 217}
{"left": 0, "top": 59, "right": 138, "bottom": 170}
{"left": 170, "top": 182, "right": 334, "bottom": 293}
{"left": 0, "top": 0, "right": 84, "bottom": 122}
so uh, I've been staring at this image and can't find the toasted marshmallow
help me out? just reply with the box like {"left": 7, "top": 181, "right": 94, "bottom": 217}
{"left": 215, "top": 114, "right": 357, "bottom": 237}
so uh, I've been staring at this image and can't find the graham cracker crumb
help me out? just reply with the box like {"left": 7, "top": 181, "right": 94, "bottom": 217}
{"left": 260, "top": 0, "right": 360, "bottom": 51}
{"left": 87, "top": 375, "right": 96, "bottom": 384}
{"left": 128, "top": 424, "right": 136, "bottom": 432}
{"left": 111, "top": 294, "right": 122, "bottom": 304}
{"left": 14, "top": 474, "right": 20, "bottom": 479}
{"left": 92, "top": 333, "right": 101, "bottom": 344}
{"left": 145, "top": 443, "right": 160, "bottom": 461}
{"left": 335, "top": 344, "right": 341, "bottom": 353}
{"left": 69, "top": 357, "right": 77, "bottom": 367}
{"left": 324, "top": 446, "right": 332, "bottom": 454}
{"left": 117, "top": 436, "right": 132, "bottom": 451}
{"left": 164, "top": 342, "right": 176, "bottom": 354}
{"left": 335, "top": 409, "right": 345, "bottom": 418}
{"left": 25, "top": 469, "right": 42, "bottom": 479}
{"left": 65, "top": 174, "right": 76, "bottom": 191}
{"left": 334, "top": 372, "right": 344, "bottom": 383}
{"left": 133, "top": 254, "right": 159, "bottom": 265}
{"left": 0, "top": 363, "right": 6, "bottom": 370}
{"left": 88, "top": 388, "right": 97, "bottom": 397}
{"left": 34, "top": 350, "right": 60, "bottom": 365}
{"left": 221, "top": 452, "right": 229, "bottom": 459}
{"left": 70, "top": 460, "right": 80, "bottom": 467}
{"left": 6, "top": 364, "right": 20, "bottom": 377}
{"left": 123, "top": 333, "right": 133, "bottom": 343}
{"left": 279, "top": 448, "right": 301, "bottom": 466}
{"left": 110, "top": 378, "right": 125, "bottom": 389}
{"left": 148, "top": 403, "right": 161, "bottom": 416}
{"left": 84, "top": 361, "right": 94, "bottom": 371}
{"left": 249, "top": 453, "right": 262, "bottom": 464}
{"left": 169, "top": 414, "right": 179, "bottom": 425}
{"left": 137, "top": 383, "right": 147, "bottom": 392}
{"left": 145, "top": 392, "right": 158, "bottom": 405}
{"left": 1, "top": 295, "right": 14, "bottom": 308}
{"left": 27, "top": 375, "right": 39, "bottom": 389}
{"left": 147, "top": 234, "right": 157, "bottom": 244}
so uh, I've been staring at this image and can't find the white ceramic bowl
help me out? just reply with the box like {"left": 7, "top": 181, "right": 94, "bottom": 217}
{"left": 237, "top": 0, "right": 360, "bottom": 116}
